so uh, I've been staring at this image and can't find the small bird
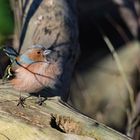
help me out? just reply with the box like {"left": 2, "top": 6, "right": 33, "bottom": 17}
{"left": 4, "top": 45, "right": 61, "bottom": 105}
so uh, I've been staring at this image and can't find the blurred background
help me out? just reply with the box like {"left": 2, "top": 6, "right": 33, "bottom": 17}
{"left": 0, "top": 0, "right": 139, "bottom": 139}
{"left": 70, "top": 0, "right": 140, "bottom": 139}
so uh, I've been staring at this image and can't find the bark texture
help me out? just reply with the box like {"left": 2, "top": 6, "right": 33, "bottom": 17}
{"left": 0, "top": 81, "right": 132, "bottom": 140}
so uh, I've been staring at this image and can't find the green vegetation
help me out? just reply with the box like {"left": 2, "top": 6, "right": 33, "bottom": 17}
{"left": 0, "top": 0, "right": 14, "bottom": 44}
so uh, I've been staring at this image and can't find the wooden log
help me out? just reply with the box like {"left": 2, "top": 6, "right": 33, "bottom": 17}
{"left": 0, "top": 81, "right": 132, "bottom": 140}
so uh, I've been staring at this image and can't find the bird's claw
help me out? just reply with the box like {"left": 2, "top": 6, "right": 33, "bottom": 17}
{"left": 35, "top": 96, "right": 45, "bottom": 105}
{"left": 17, "top": 96, "right": 26, "bottom": 107}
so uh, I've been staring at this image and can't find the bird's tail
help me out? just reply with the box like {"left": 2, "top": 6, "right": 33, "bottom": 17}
{"left": 3, "top": 46, "right": 18, "bottom": 62}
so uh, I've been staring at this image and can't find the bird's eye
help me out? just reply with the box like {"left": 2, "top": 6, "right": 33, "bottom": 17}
{"left": 37, "top": 51, "right": 41, "bottom": 54}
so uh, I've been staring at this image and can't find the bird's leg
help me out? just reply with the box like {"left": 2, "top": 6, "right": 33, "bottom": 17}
{"left": 17, "top": 93, "right": 26, "bottom": 107}
{"left": 17, "top": 93, "right": 31, "bottom": 107}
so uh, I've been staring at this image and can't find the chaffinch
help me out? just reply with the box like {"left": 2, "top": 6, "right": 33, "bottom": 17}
{"left": 4, "top": 45, "right": 61, "bottom": 94}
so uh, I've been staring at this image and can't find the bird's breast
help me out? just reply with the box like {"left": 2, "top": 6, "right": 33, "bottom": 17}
{"left": 10, "top": 61, "right": 61, "bottom": 93}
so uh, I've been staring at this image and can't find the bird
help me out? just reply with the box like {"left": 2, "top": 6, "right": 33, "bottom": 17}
{"left": 3, "top": 44, "right": 61, "bottom": 105}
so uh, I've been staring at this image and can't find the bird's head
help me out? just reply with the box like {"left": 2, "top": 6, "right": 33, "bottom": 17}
{"left": 17, "top": 44, "right": 52, "bottom": 64}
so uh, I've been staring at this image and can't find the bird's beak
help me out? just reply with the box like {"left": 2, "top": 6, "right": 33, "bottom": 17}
{"left": 43, "top": 49, "right": 51, "bottom": 56}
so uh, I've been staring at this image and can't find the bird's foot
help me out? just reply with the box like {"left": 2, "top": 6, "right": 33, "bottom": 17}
{"left": 35, "top": 95, "right": 45, "bottom": 105}
{"left": 17, "top": 96, "right": 26, "bottom": 107}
